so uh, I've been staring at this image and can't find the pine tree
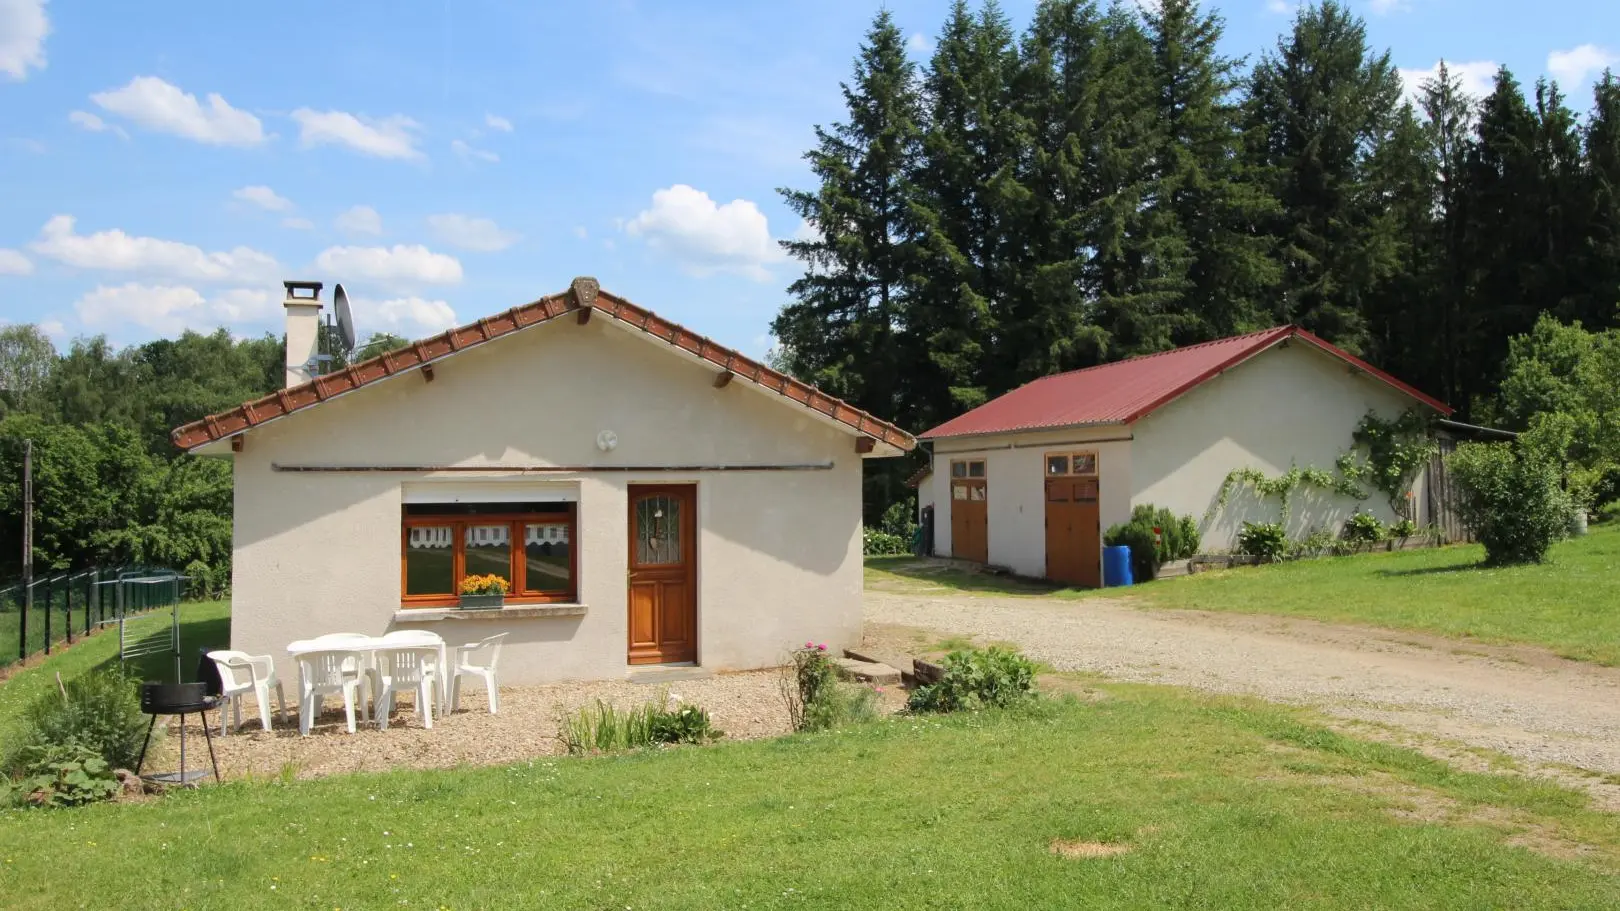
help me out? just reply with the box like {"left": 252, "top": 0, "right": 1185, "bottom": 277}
{"left": 1141, "top": 0, "right": 1278, "bottom": 341}
{"left": 907, "top": 1, "right": 1021, "bottom": 426}
{"left": 1360, "top": 102, "right": 1439, "bottom": 395}
{"left": 1243, "top": 0, "right": 1404, "bottom": 352}
{"left": 774, "top": 10, "right": 922, "bottom": 426}
{"left": 1415, "top": 61, "right": 1479, "bottom": 409}
{"left": 1529, "top": 78, "right": 1587, "bottom": 324}
{"left": 1581, "top": 71, "right": 1620, "bottom": 328}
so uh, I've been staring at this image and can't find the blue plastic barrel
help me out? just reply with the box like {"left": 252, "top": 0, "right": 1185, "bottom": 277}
{"left": 1102, "top": 545, "right": 1134, "bottom": 587}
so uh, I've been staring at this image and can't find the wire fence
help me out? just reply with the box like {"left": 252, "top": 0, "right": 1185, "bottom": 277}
{"left": 0, "top": 567, "right": 187, "bottom": 673}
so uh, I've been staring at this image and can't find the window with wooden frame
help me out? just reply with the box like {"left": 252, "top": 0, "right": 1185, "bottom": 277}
{"left": 401, "top": 501, "right": 576, "bottom": 606}
{"left": 1045, "top": 451, "right": 1099, "bottom": 477}
{"left": 950, "top": 459, "right": 987, "bottom": 500}
{"left": 950, "top": 458, "right": 986, "bottom": 479}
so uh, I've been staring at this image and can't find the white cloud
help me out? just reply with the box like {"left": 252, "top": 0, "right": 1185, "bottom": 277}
{"left": 67, "top": 110, "right": 128, "bottom": 139}
{"left": 73, "top": 283, "right": 277, "bottom": 336}
{"left": 233, "top": 185, "right": 293, "bottom": 212}
{"left": 291, "top": 109, "right": 422, "bottom": 160}
{"left": 1367, "top": 0, "right": 1409, "bottom": 13}
{"left": 281, "top": 216, "right": 314, "bottom": 231}
{"left": 426, "top": 214, "right": 520, "bottom": 252}
{"left": 0, "top": 248, "right": 32, "bottom": 275}
{"left": 30, "top": 215, "right": 278, "bottom": 283}
{"left": 906, "top": 33, "right": 933, "bottom": 56}
{"left": 450, "top": 138, "right": 498, "bottom": 164}
{"left": 335, "top": 205, "right": 383, "bottom": 236}
{"left": 350, "top": 296, "right": 460, "bottom": 339}
{"left": 624, "top": 184, "right": 784, "bottom": 280}
{"left": 314, "top": 244, "right": 463, "bottom": 287}
{"left": 572, "top": 226, "right": 588, "bottom": 240}
{"left": 485, "top": 113, "right": 513, "bottom": 133}
{"left": 1549, "top": 45, "right": 1619, "bottom": 88}
{"left": 1397, "top": 60, "right": 1498, "bottom": 108}
{"left": 90, "top": 76, "right": 266, "bottom": 146}
{"left": 38, "top": 318, "right": 65, "bottom": 341}
{"left": 0, "top": 0, "right": 48, "bottom": 80}
{"left": 1265, "top": 0, "right": 1297, "bottom": 13}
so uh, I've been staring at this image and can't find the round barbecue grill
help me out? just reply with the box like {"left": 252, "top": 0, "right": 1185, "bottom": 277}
{"left": 135, "top": 681, "right": 223, "bottom": 786}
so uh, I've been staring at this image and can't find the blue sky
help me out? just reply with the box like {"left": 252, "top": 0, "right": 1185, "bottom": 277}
{"left": 1, "top": 0, "right": 1617, "bottom": 357}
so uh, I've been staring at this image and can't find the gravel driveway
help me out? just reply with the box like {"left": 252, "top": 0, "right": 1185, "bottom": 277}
{"left": 866, "top": 588, "right": 1620, "bottom": 778}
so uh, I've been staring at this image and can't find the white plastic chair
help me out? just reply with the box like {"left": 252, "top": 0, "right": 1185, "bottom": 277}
{"left": 450, "top": 633, "right": 507, "bottom": 715}
{"left": 311, "top": 633, "right": 379, "bottom": 706}
{"left": 295, "top": 650, "right": 371, "bottom": 735}
{"left": 374, "top": 646, "right": 441, "bottom": 731}
{"left": 207, "top": 650, "right": 288, "bottom": 734}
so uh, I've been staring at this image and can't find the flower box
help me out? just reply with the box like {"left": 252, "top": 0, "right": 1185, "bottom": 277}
{"left": 458, "top": 593, "right": 505, "bottom": 610}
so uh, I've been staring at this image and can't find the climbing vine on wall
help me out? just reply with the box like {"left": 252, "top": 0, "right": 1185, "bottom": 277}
{"left": 1205, "top": 465, "right": 1366, "bottom": 528}
{"left": 1336, "top": 409, "right": 1438, "bottom": 516}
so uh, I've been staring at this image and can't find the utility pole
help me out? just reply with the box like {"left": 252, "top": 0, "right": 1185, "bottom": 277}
{"left": 21, "top": 438, "right": 32, "bottom": 663}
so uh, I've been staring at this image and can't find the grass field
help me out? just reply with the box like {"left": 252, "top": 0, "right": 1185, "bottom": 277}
{"left": 0, "top": 600, "right": 230, "bottom": 745}
{"left": 868, "top": 524, "right": 1620, "bottom": 665}
{"left": 4, "top": 679, "right": 1620, "bottom": 909}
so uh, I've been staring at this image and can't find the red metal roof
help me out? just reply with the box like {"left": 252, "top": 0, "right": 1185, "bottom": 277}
{"left": 172, "top": 278, "right": 917, "bottom": 453}
{"left": 919, "top": 326, "right": 1452, "bottom": 439}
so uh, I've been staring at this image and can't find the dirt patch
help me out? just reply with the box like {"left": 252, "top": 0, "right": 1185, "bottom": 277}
{"left": 1050, "top": 839, "right": 1133, "bottom": 859}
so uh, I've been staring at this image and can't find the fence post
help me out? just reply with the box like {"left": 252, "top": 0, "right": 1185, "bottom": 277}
{"left": 42, "top": 575, "right": 51, "bottom": 656}
{"left": 65, "top": 574, "right": 73, "bottom": 645}
{"left": 20, "top": 438, "right": 31, "bottom": 664}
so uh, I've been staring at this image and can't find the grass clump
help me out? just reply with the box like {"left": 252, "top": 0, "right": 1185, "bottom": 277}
{"left": 558, "top": 694, "right": 720, "bottom": 755}
{"left": 908, "top": 645, "right": 1037, "bottom": 713}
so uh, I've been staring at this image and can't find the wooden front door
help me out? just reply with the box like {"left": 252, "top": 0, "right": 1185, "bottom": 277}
{"left": 627, "top": 485, "right": 697, "bottom": 665}
{"left": 950, "top": 476, "right": 988, "bottom": 563}
{"left": 1045, "top": 477, "right": 1101, "bottom": 587}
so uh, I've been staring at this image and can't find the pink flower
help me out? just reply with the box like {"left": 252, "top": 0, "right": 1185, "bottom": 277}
{"left": 805, "top": 641, "right": 815, "bottom": 649}
{"left": 816, "top": 644, "right": 826, "bottom": 651}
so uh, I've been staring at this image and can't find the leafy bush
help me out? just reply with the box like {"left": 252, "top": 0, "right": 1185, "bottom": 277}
{"left": 907, "top": 646, "right": 1036, "bottom": 713}
{"left": 1447, "top": 442, "right": 1574, "bottom": 565}
{"left": 862, "top": 527, "right": 909, "bottom": 555}
{"left": 1103, "top": 520, "right": 1159, "bottom": 582}
{"left": 1287, "top": 527, "right": 1340, "bottom": 559}
{"left": 1597, "top": 500, "right": 1620, "bottom": 525}
{"left": 2, "top": 744, "right": 121, "bottom": 809}
{"left": 1236, "top": 522, "right": 1287, "bottom": 561}
{"left": 1343, "top": 511, "right": 1386, "bottom": 546}
{"left": 557, "top": 694, "right": 722, "bottom": 754}
{"left": 782, "top": 643, "right": 878, "bottom": 731}
{"left": 7, "top": 670, "right": 152, "bottom": 775}
{"left": 1105, "top": 505, "right": 1200, "bottom": 582}
{"left": 879, "top": 499, "right": 918, "bottom": 540}
{"left": 1390, "top": 518, "right": 1419, "bottom": 539}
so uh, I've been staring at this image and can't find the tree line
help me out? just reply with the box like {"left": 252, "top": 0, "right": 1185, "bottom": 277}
{"left": 0, "top": 324, "right": 406, "bottom": 589}
{"left": 773, "top": 0, "right": 1620, "bottom": 516}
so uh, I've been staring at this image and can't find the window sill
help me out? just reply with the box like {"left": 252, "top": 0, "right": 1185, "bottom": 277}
{"left": 392, "top": 604, "right": 588, "bottom": 623}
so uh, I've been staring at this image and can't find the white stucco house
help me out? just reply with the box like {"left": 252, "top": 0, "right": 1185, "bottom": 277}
{"left": 173, "top": 278, "right": 915, "bottom": 685}
{"left": 913, "top": 327, "right": 1453, "bottom": 586}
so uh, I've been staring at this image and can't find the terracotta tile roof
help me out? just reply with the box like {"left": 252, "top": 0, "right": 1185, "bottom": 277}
{"left": 171, "top": 278, "right": 917, "bottom": 453}
{"left": 919, "top": 325, "right": 1451, "bottom": 440}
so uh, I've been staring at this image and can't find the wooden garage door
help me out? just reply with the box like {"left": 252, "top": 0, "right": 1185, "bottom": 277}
{"left": 949, "top": 459, "right": 988, "bottom": 564}
{"left": 1044, "top": 455, "right": 1100, "bottom": 587}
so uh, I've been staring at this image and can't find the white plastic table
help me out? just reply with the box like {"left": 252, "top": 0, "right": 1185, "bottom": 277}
{"left": 285, "top": 633, "right": 450, "bottom": 719}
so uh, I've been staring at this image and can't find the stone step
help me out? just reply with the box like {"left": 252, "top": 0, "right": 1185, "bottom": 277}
{"left": 834, "top": 657, "right": 902, "bottom": 685}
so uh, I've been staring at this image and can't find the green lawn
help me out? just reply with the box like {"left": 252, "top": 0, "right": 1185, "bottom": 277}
{"left": 5, "top": 682, "right": 1620, "bottom": 909}
{"left": 0, "top": 600, "right": 230, "bottom": 746}
{"left": 869, "top": 524, "right": 1620, "bottom": 665}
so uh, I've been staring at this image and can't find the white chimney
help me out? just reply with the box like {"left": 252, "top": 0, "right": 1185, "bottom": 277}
{"left": 282, "top": 280, "right": 324, "bottom": 388}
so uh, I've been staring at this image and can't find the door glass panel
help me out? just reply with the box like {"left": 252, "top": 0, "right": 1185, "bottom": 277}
{"left": 404, "top": 525, "right": 454, "bottom": 595}
{"left": 636, "top": 495, "right": 683, "bottom": 565}
{"left": 951, "top": 462, "right": 967, "bottom": 478}
{"left": 523, "top": 523, "right": 571, "bottom": 591}
{"left": 969, "top": 485, "right": 986, "bottom": 501}
{"left": 1047, "top": 455, "right": 1069, "bottom": 476}
{"left": 952, "top": 485, "right": 968, "bottom": 500}
{"left": 1072, "top": 453, "right": 1097, "bottom": 475}
{"left": 464, "top": 524, "right": 513, "bottom": 584}
{"left": 967, "top": 461, "right": 985, "bottom": 478}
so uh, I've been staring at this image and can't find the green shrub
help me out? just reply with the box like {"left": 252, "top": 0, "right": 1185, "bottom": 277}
{"left": 1446, "top": 442, "right": 1574, "bottom": 565}
{"left": 1343, "top": 511, "right": 1386, "bottom": 546}
{"left": 1176, "top": 515, "right": 1201, "bottom": 558}
{"left": 1390, "top": 518, "right": 1419, "bottom": 539}
{"left": 557, "top": 694, "right": 723, "bottom": 754}
{"left": 1103, "top": 520, "right": 1159, "bottom": 581}
{"left": 1236, "top": 522, "right": 1287, "bottom": 561}
{"left": 862, "top": 527, "right": 909, "bottom": 556}
{"left": 783, "top": 643, "right": 879, "bottom": 731}
{"left": 907, "top": 646, "right": 1037, "bottom": 713}
{"left": 8, "top": 671, "right": 152, "bottom": 775}
{"left": 1287, "top": 527, "right": 1339, "bottom": 559}
{"left": 879, "top": 499, "right": 918, "bottom": 540}
{"left": 1597, "top": 500, "right": 1620, "bottom": 525}
{"left": 2, "top": 744, "right": 121, "bottom": 809}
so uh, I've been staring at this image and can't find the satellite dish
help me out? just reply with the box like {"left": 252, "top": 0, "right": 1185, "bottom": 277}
{"left": 333, "top": 283, "right": 357, "bottom": 354}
